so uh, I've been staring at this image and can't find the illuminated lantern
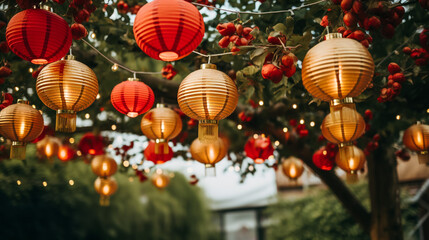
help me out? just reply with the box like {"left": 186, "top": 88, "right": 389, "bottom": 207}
{"left": 36, "top": 56, "right": 98, "bottom": 132}
{"left": 151, "top": 171, "right": 170, "bottom": 190}
{"left": 141, "top": 104, "right": 182, "bottom": 154}
{"left": 190, "top": 137, "right": 226, "bottom": 176}
{"left": 282, "top": 156, "right": 304, "bottom": 180}
{"left": 403, "top": 123, "right": 429, "bottom": 164}
{"left": 0, "top": 100, "right": 44, "bottom": 159}
{"left": 312, "top": 148, "right": 334, "bottom": 171}
{"left": 111, "top": 78, "right": 155, "bottom": 118}
{"left": 6, "top": 8, "right": 72, "bottom": 64}
{"left": 133, "top": 0, "right": 204, "bottom": 61}
{"left": 78, "top": 133, "right": 105, "bottom": 156}
{"left": 94, "top": 176, "right": 118, "bottom": 206}
{"left": 58, "top": 144, "right": 76, "bottom": 162}
{"left": 301, "top": 33, "right": 374, "bottom": 102}
{"left": 178, "top": 64, "right": 239, "bottom": 142}
{"left": 244, "top": 134, "right": 274, "bottom": 164}
{"left": 335, "top": 145, "right": 366, "bottom": 181}
{"left": 144, "top": 141, "right": 173, "bottom": 165}
{"left": 91, "top": 155, "right": 118, "bottom": 177}
{"left": 36, "top": 136, "right": 61, "bottom": 160}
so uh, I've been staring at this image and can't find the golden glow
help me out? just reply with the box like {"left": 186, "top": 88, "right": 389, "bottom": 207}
{"left": 155, "top": 178, "right": 164, "bottom": 186}
{"left": 111, "top": 124, "right": 117, "bottom": 131}
{"left": 348, "top": 157, "right": 358, "bottom": 170}
{"left": 123, "top": 160, "right": 130, "bottom": 167}
{"left": 32, "top": 105, "right": 36, "bottom": 109}
{"left": 102, "top": 185, "right": 110, "bottom": 195}
{"left": 268, "top": 155, "right": 275, "bottom": 160}
{"left": 129, "top": 177, "right": 134, "bottom": 182}
{"left": 14, "top": 86, "right": 19, "bottom": 91}
{"left": 258, "top": 100, "right": 264, "bottom": 106}
{"left": 161, "top": 121, "right": 165, "bottom": 134}
{"left": 76, "top": 150, "right": 82, "bottom": 156}
{"left": 310, "top": 121, "right": 315, "bottom": 127}
{"left": 90, "top": 32, "right": 96, "bottom": 39}
{"left": 292, "top": 104, "right": 297, "bottom": 109}
{"left": 283, "top": 127, "right": 288, "bottom": 133}
{"left": 274, "top": 141, "right": 280, "bottom": 146}
{"left": 208, "top": 147, "right": 216, "bottom": 161}
{"left": 111, "top": 64, "right": 118, "bottom": 72}
{"left": 237, "top": 124, "right": 242, "bottom": 130}
{"left": 28, "top": 68, "right": 34, "bottom": 73}
{"left": 427, "top": 108, "right": 429, "bottom": 113}
{"left": 19, "top": 122, "right": 26, "bottom": 136}
{"left": 45, "top": 144, "right": 53, "bottom": 157}
{"left": 69, "top": 138, "right": 75, "bottom": 144}
{"left": 132, "top": 164, "right": 138, "bottom": 170}
{"left": 42, "top": 181, "right": 47, "bottom": 187}
{"left": 323, "top": 150, "right": 327, "bottom": 155}
{"left": 17, "top": 180, "right": 21, "bottom": 186}
{"left": 253, "top": 134, "right": 259, "bottom": 139}
{"left": 96, "top": 94, "right": 100, "bottom": 100}
{"left": 289, "top": 166, "right": 297, "bottom": 178}
{"left": 102, "top": 162, "right": 108, "bottom": 171}
{"left": 396, "top": 115, "right": 401, "bottom": 120}
{"left": 84, "top": 113, "right": 90, "bottom": 119}
{"left": 299, "top": 119, "right": 305, "bottom": 124}
{"left": 69, "top": 179, "right": 74, "bottom": 186}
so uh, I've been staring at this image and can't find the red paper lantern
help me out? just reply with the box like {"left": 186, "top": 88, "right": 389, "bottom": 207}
{"left": 111, "top": 78, "right": 155, "bottom": 118}
{"left": 78, "top": 133, "right": 105, "bottom": 156}
{"left": 144, "top": 141, "right": 173, "bottom": 164}
{"left": 133, "top": 0, "right": 205, "bottom": 61}
{"left": 58, "top": 145, "right": 76, "bottom": 162}
{"left": 244, "top": 135, "right": 274, "bottom": 164}
{"left": 312, "top": 148, "right": 334, "bottom": 171}
{"left": 6, "top": 9, "right": 72, "bottom": 64}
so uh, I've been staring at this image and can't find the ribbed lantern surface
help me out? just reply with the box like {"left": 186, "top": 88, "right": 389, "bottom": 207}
{"left": 94, "top": 176, "right": 118, "bottom": 206}
{"left": 6, "top": 9, "right": 72, "bottom": 64}
{"left": 36, "top": 58, "right": 98, "bottom": 132}
{"left": 144, "top": 141, "right": 173, "bottom": 164}
{"left": 111, "top": 78, "right": 155, "bottom": 118}
{"left": 133, "top": 0, "right": 205, "bottom": 61}
{"left": 403, "top": 123, "right": 429, "bottom": 164}
{"left": 190, "top": 137, "right": 226, "bottom": 175}
{"left": 282, "top": 156, "right": 304, "bottom": 180}
{"left": 321, "top": 104, "right": 365, "bottom": 144}
{"left": 301, "top": 33, "right": 374, "bottom": 102}
{"left": 0, "top": 100, "right": 44, "bottom": 159}
{"left": 141, "top": 104, "right": 182, "bottom": 141}
{"left": 336, "top": 145, "right": 366, "bottom": 174}
{"left": 91, "top": 155, "right": 118, "bottom": 177}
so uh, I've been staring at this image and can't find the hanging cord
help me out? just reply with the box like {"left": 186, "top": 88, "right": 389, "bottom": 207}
{"left": 191, "top": 0, "right": 326, "bottom": 15}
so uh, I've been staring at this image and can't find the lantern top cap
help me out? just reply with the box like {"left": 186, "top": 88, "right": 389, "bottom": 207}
{"left": 127, "top": 77, "right": 140, "bottom": 82}
{"left": 64, "top": 55, "right": 75, "bottom": 60}
{"left": 17, "top": 99, "right": 29, "bottom": 104}
{"left": 325, "top": 33, "right": 343, "bottom": 40}
{"left": 200, "top": 63, "right": 217, "bottom": 70}
{"left": 41, "top": 5, "right": 52, "bottom": 11}
{"left": 330, "top": 97, "right": 354, "bottom": 106}
{"left": 156, "top": 103, "right": 165, "bottom": 108}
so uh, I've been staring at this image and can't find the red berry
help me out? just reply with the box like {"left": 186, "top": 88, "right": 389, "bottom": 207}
{"left": 0, "top": 66, "right": 12, "bottom": 78}
{"left": 70, "top": 23, "right": 88, "bottom": 40}
{"left": 360, "top": 39, "right": 369, "bottom": 48}
{"left": 341, "top": 0, "right": 353, "bottom": 11}
{"left": 373, "top": 134, "right": 380, "bottom": 141}
{"left": 337, "top": 27, "right": 346, "bottom": 34}
{"left": 261, "top": 64, "right": 283, "bottom": 83}
{"left": 352, "top": 0, "right": 364, "bottom": 14}
{"left": 387, "top": 79, "right": 394, "bottom": 87}
{"left": 216, "top": 22, "right": 236, "bottom": 36}
{"left": 243, "top": 27, "right": 253, "bottom": 36}
{"left": 394, "top": 6, "right": 405, "bottom": 18}
{"left": 236, "top": 24, "right": 243, "bottom": 35}
{"left": 231, "top": 46, "right": 240, "bottom": 54}
{"left": 281, "top": 53, "right": 295, "bottom": 68}
{"left": 264, "top": 53, "right": 274, "bottom": 64}
{"left": 299, "top": 129, "right": 309, "bottom": 137}
{"left": 343, "top": 29, "right": 353, "bottom": 37}
{"left": 343, "top": 12, "right": 357, "bottom": 28}
{"left": 74, "top": 9, "right": 90, "bottom": 23}
{"left": 364, "top": 109, "right": 373, "bottom": 120}
{"left": 381, "top": 24, "right": 395, "bottom": 38}
{"left": 402, "top": 47, "right": 411, "bottom": 54}
{"left": 392, "top": 82, "right": 401, "bottom": 91}
{"left": 218, "top": 36, "right": 230, "bottom": 48}
{"left": 0, "top": 41, "right": 9, "bottom": 53}
{"left": 289, "top": 119, "right": 297, "bottom": 127}
{"left": 354, "top": 30, "right": 365, "bottom": 41}
{"left": 320, "top": 15, "right": 329, "bottom": 27}
{"left": 392, "top": 73, "right": 405, "bottom": 82}
{"left": 387, "top": 63, "right": 401, "bottom": 74}
{"left": 365, "top": 16, "right": 381, "bottom": 30}
{"left": 283, "top": 65, "right": 296, "bottom": 78}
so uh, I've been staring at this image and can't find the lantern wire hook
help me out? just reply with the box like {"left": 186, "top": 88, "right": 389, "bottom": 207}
{"left": 208, "top": 55, "right": 212, "bottom": 64}
{"left": 133, "top": 72, "right": 137, "bottom": 79}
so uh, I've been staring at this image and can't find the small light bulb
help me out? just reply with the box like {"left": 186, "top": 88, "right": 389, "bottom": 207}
{"left": 108, "top": 144, "right": 113, "bottom": 149}
{"left": 90, "top": 32, "right": 96, "bottom": 39}
{"left": 111, "top": 64, "right": 118, "bottom": 72}
{"left": 69, "top": 138, "right": 75, "bottom": 144}
{"left": 237, "top": 124, "right": 243, "bottom": 130}
{"left": 76, "top": 150, "right": 82, "bottom": 156}
{"left": 248, "top": 165, "right": 254, "bottom": 171}
{"left": 96, "top": 93, "right": 100, "bottom": 99}
{"left": 32, "top": 105, "right": 36, "bottom": 109}
{"left": 396, "top": 115, "right": 401, "bottom": 120}
{"left": 39, "top": 110, "right": 43, "bottom": 114}
{"left": 322, "top": 150, "right": 327, "bottom": 155}
{"left": 111, "top": 124, "right": 117, "bottom": 131}
{"left": 299, "top": 119, "right": 305, "bottom": 124}
{"left": 42, "top": 181, "right": 47, "bottom": 187}
{"left": 310, "top": 121, "right": 315, "bottom": 127}
{"left": 17, "top": 180, "right": 21, "bottom": 186}
{"left": 274, "top": 140, "right": 280, "bottom": 146}
{"left": 123, "top": 160, "right": 130, "bottom": 167}
{"left": 283, "top": 127, "right": 288, "bottom": 133}
{"left": 14, "top": 86, "right": 19, "bottom": 91}
{"left": 427, "top": 108, "right": 429, "bottom": 113}
{"left": 84, "top": 113, "right": 90, "bottom": 119}
{"left": 258, "top": 100, "right": 264, "bottom": 106}
{"left": 28, "top": 68, "right": 34, "bottom": 73}
{"left": 292, "top": 104, "right": 297, "bottom": 109}
{"left": 69, "top": 180, "right": 74, "bottom": 186}
{"left": 253, "top": 134, "right": 259, "bottom": 139}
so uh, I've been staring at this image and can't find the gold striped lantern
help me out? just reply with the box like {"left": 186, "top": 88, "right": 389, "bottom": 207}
{"left": 177, "top": 64, "right": 239, "bottom": 143}
{"left": 0, "top": 100, "right": 44, "bottom": 160}
{"left": 301, "top": 33, "right": 374, "bottom": 103}
{"left": 282, "top": 156, "right": 304, "bottom": 180}
{"left": 91, "top": 155, "right": 118, "bottom": 177}
{"left": 36, "top": 56, "right": 99, "bottom": 132}
{"left": 36, "top": 136, "right": 61, "bottom": 161}
{"left": 141, "top": 104, "right": 182, "bottom": 154}
{"left": 335, "top": 145, "right": 366, "bottom": 182}
{"left": 94, "top": 176, "right": 118, "bottom": 206}
{"left": 190, "top": 137, "right": 226, "bottom": 176}
{"left": 403, "top": 123, "right": 429, "bottom": 164}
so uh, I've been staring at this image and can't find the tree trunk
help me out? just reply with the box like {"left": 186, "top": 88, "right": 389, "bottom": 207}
{"left": 368, "top": 144, "right": 403, "bottom": 240}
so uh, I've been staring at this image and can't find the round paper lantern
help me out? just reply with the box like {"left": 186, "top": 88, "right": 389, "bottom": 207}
{"left": 78, "top": 133, "right": 105, "bottom": 156}
{"left": 335, "top": 145, "right": 366, "bottom": 175}
{"left": 111, "top": 78, "right": 155, "bottom": 118}
{"left": 282, "top": 156, "right": 304, "bottom": 180}
{"left": 133, "top": 0, "right": 204, "bottom": 61}
{"left": 6, "top": 8, "right": 72, "bottom": 64}
{"left": 58, "top": 144, "right": 76, "bottom": 162}
{"left": 151, "top": 172, "right": 170, "bottom": 190}
{"left": 312, "top": 148, "right": 334, "bottom": 171}
{"left": 0, "top": 100, "right": 44, "bottom": 159}
{"left": 178, "top": 64, "right": 239, "bottom": 142}
{"left": 321, "top": 103, "right": 365, "bottom": 144}
{"left": 36, "top": 56, "right": 98, "bottom": 132}
{"left": 190, "top": 137, "right": 226, "bottom": 176}
{"left": 403, "top": 123, "right": 429, "bottom": 164}
{"left": 141, "top": 104, "right": 182, "bottom": 154}
{"left": 144, "top": 141, "right": 173, "bottom": 165}
{"left": 91, "top": 155, "right": 118, "bottom": 177}
{"left": 36, "top": 135, "right": 61, "bottom": 160}
{"left": 301, "top": 33, "right": 374, "bottom": 102}
{"left": 244, "top": 135, "right": 274, "bottom": 164}
{"left": 94, "top": 176, "right": 118, "bottom": 206}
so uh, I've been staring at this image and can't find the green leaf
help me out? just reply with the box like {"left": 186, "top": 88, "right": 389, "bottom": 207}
{"left": 285, "top": 16, "right": 294, "bottom": 35}
{"left": 241, "top": 65, "right": 260, "bottom": 76}
{"left": 273, "top": 23, "right": 287, "bottom": 35}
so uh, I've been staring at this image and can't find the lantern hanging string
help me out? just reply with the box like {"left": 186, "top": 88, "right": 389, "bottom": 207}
{"left": 191, "top": 0, "right": 327, "bottom": 15}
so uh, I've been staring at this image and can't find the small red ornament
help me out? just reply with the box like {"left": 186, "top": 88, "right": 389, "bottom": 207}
{"left": 312, "top": 147, "right": 334, "bottom": 171}
{"left": 58, "top": 144, "right": 76, "bottom": 162}
{"left": 161, "top": 64, "right": 177, "bottom": 80}
{"left": 78, "top": 133, "right": 105, "bottom": 156}
{"left": 244, "top": 135, "right": 274, "bottom": 164}
{"left": 6, "top": 9, "right": 72, "bottom": 64}
{"left": 144, "top": 141, "right": 173, "bottom": 165}
{"left": 133, "top": 0, "right": 205, "bottom": 61}
{"left": 111, "top": 78, "right": 155, "bottom": 118}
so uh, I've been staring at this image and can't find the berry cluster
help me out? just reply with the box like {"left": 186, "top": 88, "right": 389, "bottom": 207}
{"left": 261, "top": 52, "right": 297, "bottom": 83}
{"left": 289, "top": 119, "right": 309, "bottom": 138}
{"left": 116, "top": 1, "right": 142, "bottom": 14}
{"left": 69, "top": 0, "right": 96, "bottom": 23}
{"left": 337, "top": 27, "right": 372, "bottom": 48}
{"left": 216, "top": 22, "right": 256, "bottom": 53}
{"left": 161, "top": 64, "right": 177, "bottom": 80}
{"left": 0, "top": 65, "right": 12, "bottom": 85}
{"left": 238, "top": 111, "right": 253, "bottom": 122}
{"left": 71, "top": 23, "right": 88, "bottom": 40}
{"left": 312, "top": 143, "right": 338, "bottom": 171}
{"left": 364, "top": 109, "right": 373, "bottom": 131}
{"left": 0, "top": 92, "right": 13, "bottom": 110}
{"left": 377, "top": 63, "right": 405, "bottom": 103}
{"left": 135, "top": 169, "right": 148, "bottom": 182}
{"left": 395, "top": 148, "right": 411, "bottom": 161}
{"left": 403, "top": 29, "right": 429, "bottom": 66}
{"left": 364, "top": 134, "right": 380, "bottom": 156}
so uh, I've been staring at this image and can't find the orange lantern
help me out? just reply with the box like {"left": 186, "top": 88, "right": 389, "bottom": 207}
{"left": 282, "top": 156, "right": 304, "bottom": 180}
{"left": 94, "top": 176, "right": 118, "bottom": 206}
{"left": 301, "top": 33, "right": 374, "bottom": 103}
{"left": 0, "top": 100, "right": 44, "bottom": 159}
{"left": 403, "top": 123, "right": 429, "bottom": 164}
{"left": 58, "top": 144, "right": 76, "bottom": 162}
{"left": 335, "top": 145, "right": 366, "bottom": 180}
{"left": 36, "top": 56, "right": 99, "bottom": 132}
{"left": 36, "top": 136, "right": 61, "bottom": 160}
{"left": 91, "top": 155, "right": 118, "bottom": 177}
{"left": 178, "top": 64, "right": 239, "bottom": 143}
{"left": 133, "top": 0, "right": 205, "bottom": 61}
{"left": 141, "top": 104, "right": 182, "bottom": 154}
{"left": 190, "top": 137, "right": 226, "bottom": 176}
{"left": 151, "top": 171, "right": 170, "bottom": 190}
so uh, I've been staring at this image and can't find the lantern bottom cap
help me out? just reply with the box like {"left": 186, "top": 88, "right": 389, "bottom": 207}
{"left": 127, "top": 112, "right": 138, "bottom": 118}
{"left": 159, "top": 51, "right": 179, "bottom": 61}
{"left": 99, "top": 195, "right": 110, "bottom": 206}
{"left": 205, "top": 164, "right": 216, "bottom": 177}
{"left": 56, "top": 111, "right": 77, "bottom": 132}
{"left": 198, "top": 122, "right": 219, "bottom": 143}
{"left": 417, "top": 153, "right": 429, "bottom": 164}
{"left": 254, "top": 158, "right": 265, "bottom": 164}
{"left": 31, "top": 58, "right": 48, "bottom": 65}
{"left": 10, "top": 142, "right": 26, "bottom": 160}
